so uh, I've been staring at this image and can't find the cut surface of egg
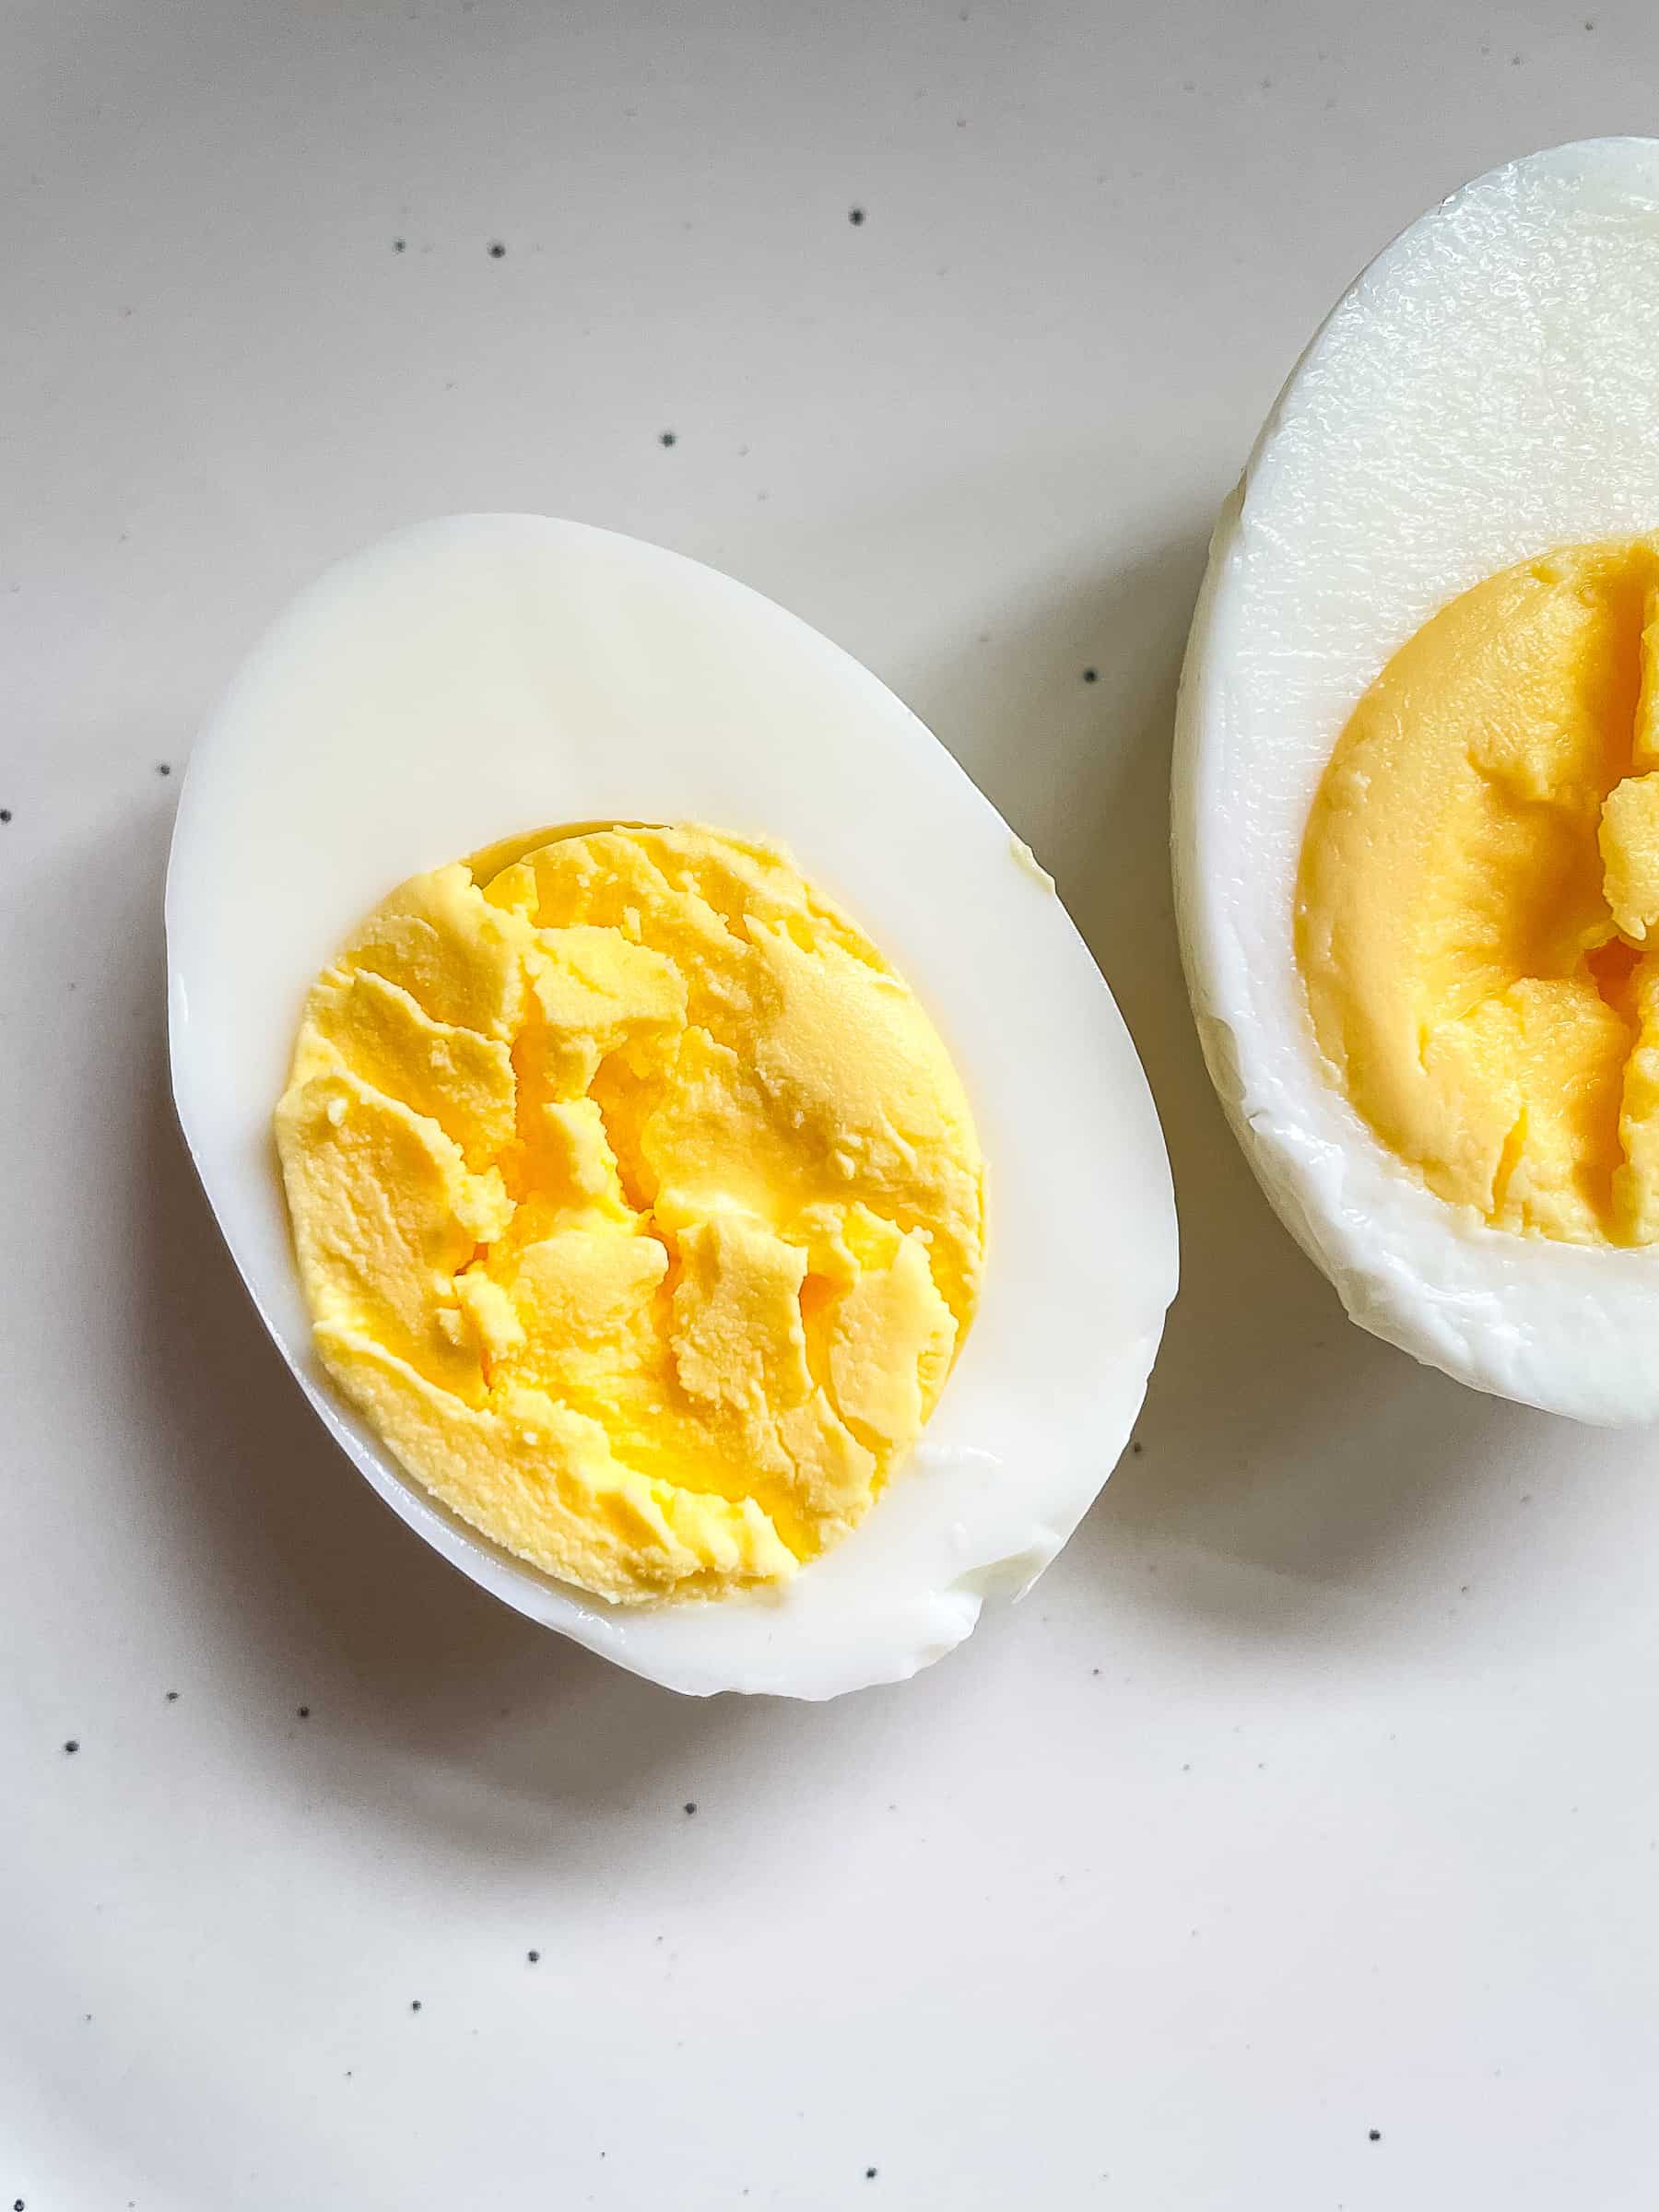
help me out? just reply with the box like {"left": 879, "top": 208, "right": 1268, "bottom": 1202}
{"left": 169, "top": 514, "right": 1177, "bottom": 1696}
{"left": 1175, "top": 137, "right": 1659, "bottom": 1424}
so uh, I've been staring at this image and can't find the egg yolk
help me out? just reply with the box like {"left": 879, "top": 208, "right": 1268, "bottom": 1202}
{"left": 275, "top": 825, "right": 985, "bottom": 1604}
{"left": 1298, "top": 536, "right": 1659, "bottom": 1244}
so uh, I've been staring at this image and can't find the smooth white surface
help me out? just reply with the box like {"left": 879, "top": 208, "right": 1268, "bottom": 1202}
{"left": 1175, "top": 138, "right": 1659, "bottom": 1423}
{"left": 7, "top": 4, "right": 1659, "bottom": 2208}
{"left": 168, "top": 512, "right": 1175, "bottom": 1695}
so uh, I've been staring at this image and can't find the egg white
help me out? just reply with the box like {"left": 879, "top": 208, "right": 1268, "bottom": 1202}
{"left": 1175, "top": 137, "right": 1659, "bottom": 1424}
{"left": 168, "top": 514, "right": 1177, "bottom": 1695}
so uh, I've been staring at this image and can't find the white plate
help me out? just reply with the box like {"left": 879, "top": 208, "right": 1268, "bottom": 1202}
{"left": 6, "top": 6, "right": 1659, "bottom": 2208}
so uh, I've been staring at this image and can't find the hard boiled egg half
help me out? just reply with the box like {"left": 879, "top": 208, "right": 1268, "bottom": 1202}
{"left": 168, "top": 515, "right": 1177, "bottom": 1697}
{"left": 1177, "top": 138, "right": 1659, "bottom": 1423}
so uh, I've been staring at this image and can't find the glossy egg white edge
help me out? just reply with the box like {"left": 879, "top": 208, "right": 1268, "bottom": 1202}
{"left": 168, "top": 513, "right": 1178, "bottom": 1698}
{"left": 1174, "top": 137, "right": 1659, "bottom": 1426}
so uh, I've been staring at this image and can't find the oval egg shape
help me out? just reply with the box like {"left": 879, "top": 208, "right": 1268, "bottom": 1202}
{"left": 169, "top": 514, "right": 1178, "bottom": 1695}
{"left": 1175, "top": 138, "right": 1659, "bottom": 1423}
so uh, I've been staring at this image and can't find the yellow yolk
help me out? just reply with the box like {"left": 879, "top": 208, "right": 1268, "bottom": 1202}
{"left": 1297, "top": 536, "right": 1659, "bottom": 1245}
{"left": 275, "top": 825, "right": 985, "bottom": 1603}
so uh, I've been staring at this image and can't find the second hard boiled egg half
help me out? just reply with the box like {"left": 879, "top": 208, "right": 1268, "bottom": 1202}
{"left": 1177, "top": 137, "right": 1659, "bottom": 1424}
{"left": 168, "top": 515, "right": 1177, "bottom": 1697}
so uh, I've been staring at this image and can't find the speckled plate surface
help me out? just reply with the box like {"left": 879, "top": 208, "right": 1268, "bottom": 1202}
{"left": 6, "top": 6, "right": 1659, "bottom": 2208}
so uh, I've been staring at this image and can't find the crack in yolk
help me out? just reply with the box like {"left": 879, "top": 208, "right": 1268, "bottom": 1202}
{"left": 274, "top": 824, "right": 985, "bottom": 1605}
{"left": 1297, "top": 536, "right": 1659, "bottom": 1246}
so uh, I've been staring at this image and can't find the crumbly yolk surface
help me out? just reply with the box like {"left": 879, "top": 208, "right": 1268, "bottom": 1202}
{"left": 1298, "top": 536, "right": 1659, "bottom": 1245}
{"left": 275, "top": 826, "right": 985, "bottom": 1604}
